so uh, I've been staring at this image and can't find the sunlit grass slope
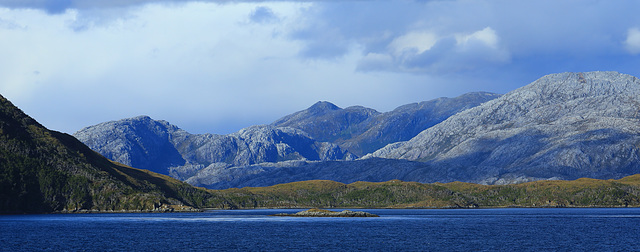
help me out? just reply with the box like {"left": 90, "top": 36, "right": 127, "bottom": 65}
{"left": 206, "top": 175, "right": 640, "bottom": 209}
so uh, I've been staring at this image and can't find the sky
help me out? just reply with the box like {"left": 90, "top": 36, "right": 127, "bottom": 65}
{"left": 1, "top": 0, "right": 640, "bottom": 134}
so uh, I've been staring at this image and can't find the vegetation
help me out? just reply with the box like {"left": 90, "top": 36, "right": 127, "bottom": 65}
{"left": 203, "top": 176, "right": 640, "bottom": 209}
{"left": 0, "top": 94, "right": 212, "bottom": 213}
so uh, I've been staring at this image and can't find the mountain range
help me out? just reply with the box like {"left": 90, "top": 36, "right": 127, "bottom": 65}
{"left": 74, "top": 71, "right": 640, "bottom": 189}
{"left": 73, "top": 117, "right": 356, "bottom": 180}
{"left": 5, "top": 72, "right": 640, "bottom": 213}
{"left": 74, "top": 92, "right": 499, "bottom": 187}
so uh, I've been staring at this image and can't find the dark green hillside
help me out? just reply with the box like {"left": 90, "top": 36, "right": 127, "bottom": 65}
{"left": 0, "top": 94, "right": 214, "bottom": 213}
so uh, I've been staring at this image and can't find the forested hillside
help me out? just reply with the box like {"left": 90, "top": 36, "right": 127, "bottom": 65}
{"left": 0, "top": 94, "right": 215, "bottom": 213}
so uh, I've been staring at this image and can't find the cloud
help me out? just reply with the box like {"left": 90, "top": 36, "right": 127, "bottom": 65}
{"left": 0, "top": 17, "right": 25, "bottom": 30}
{"left": 289, "top": 1, "right": 424, "bottom": 60}
{"left": 0, "top": 0, "right": 114, "bottom": 14}
{"left": 1, "top": 2, "right": 450, "bottom": 135}
{"left": 358, "top": 27, "right": 510, "bottom": 73}
{"left": 624, "top": 28, "right": 640, "bottom": 54}
{"left": 0, "top": 0, "right": 358, "bottom": 14}
{"left": 356, "top": 53, "right": 393, "bottom": 72}
{"left": 456, "top": 27, "right": 498, "bottom": 49}
{"left": 289, "top": 0, "right": 640, "bottom": 77}
{"left": 292, "top": 28, "right": 350, "bottom": 59}
{"left": 0, "top": 0, "right": 194, "bottom": 14}
{"left": 389, "top": 31, "right": 438, "bottom": 56}
{"left": 3, "top": 0, "right": 640, "bottom": 136}
{"left": 0, "top": 2, "right": 309, "bottom": 133}
{"left": 249, "top": 6, "right": 278, "bottom": 24}
{"left": 289, "top": 1, "right": 516, "bottom": 73}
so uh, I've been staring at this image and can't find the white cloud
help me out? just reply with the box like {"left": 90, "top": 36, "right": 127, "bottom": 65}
{"left": 456, "top": 27, "right": 498, "bottom": 49}
{"left": 454, "top": 26, "right": 510, "bottom": 64}
{"left": 368, "top": 26, "right": 509, "bottom": 73}
{"left": 624, "top": 27, "right": 640, "bottom": 54}
{"left": 389, "top": 31, "right": 438, "bottom": 56}
{"left": 0, "top": 2, "right": 312, "bottom": 133}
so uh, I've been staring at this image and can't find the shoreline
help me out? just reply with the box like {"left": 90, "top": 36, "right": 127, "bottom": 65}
{"left": 0, "top": 206, "right": 640, "bottom": 216}
{"left": 3, "top": 205, "right": 639, "bottom": 215}
{"left": 202, "top": 204, "right": 639, "bottom": 210}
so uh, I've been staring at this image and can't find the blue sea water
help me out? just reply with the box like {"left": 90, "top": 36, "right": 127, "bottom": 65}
{"left": 1, "top": 208, "right": 639, "bottom": 251}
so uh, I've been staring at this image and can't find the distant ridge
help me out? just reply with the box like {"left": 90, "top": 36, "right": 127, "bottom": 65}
{"left": 272, "top": 92, "right": 501, "bottom": 156}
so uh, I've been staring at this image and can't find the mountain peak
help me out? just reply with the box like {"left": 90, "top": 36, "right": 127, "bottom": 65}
{"left": 524, "top": 71, "right": 638, "bottom": 96}
{"left": 308, "top": 101, "right": 341, "bottom": 113}
{"left": 130, "top": 115, "right": 153, "bottom": 121}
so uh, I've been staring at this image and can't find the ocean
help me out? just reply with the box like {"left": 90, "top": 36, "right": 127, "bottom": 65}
{"left": 1, "top": 208, "right": 639, "bottom": 251}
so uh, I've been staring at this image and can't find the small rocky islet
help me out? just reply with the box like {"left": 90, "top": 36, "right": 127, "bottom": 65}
{"left": 272, "top": 208, "right": 379, "bottom": 217}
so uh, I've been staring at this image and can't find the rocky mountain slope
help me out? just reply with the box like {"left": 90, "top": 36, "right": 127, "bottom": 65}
{"left": 0, "top": 94, "right": 212, "bottom": 213}
{"left": 74, "top": 71, "right": 640, "bottom": 189}
{"left": 75, "top": 92, "right": 498, "bottom": 187}
{"left": 181, "top": 71, "right": 640, "bottom": 188}
{"left": 183, "top": 158, "right": 438, "bottom": 189}
{"left": 73, "top": 117, "right": 354, "bottom": 178}
{"left": 368, "top": 71, "right": 640, "bottom": 183}
{"left": 272, "top": 92, "right": 501, "bottom": 156}
{"left": 72, "top": 116, "right": 186, "bottom": 176}
{"left": 271, "top": 101, "right": 381, "bottom": 147}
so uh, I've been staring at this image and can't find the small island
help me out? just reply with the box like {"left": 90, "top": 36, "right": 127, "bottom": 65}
{"left": 272, "top": 208, "right": 379, "bottom": 217}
